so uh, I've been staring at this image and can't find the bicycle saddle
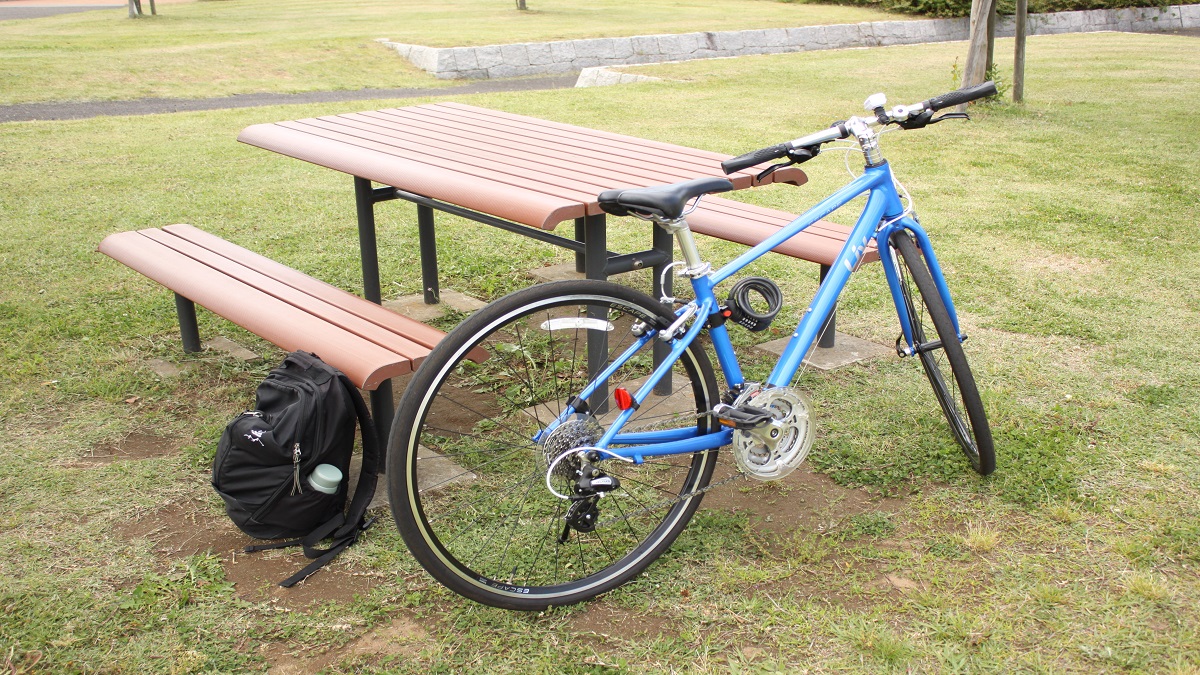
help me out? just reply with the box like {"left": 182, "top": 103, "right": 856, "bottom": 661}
{"left": 597, "top": 177, "right": 733, "bottom": 220}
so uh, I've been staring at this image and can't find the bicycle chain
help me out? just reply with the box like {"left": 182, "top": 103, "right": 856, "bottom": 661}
{"left": 594, "top": 468, "right": 746, "bottom": 528}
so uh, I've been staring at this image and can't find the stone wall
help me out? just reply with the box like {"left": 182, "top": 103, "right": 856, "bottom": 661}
{"left": 381, "top": 4, "right": 1199, "bottom": 80}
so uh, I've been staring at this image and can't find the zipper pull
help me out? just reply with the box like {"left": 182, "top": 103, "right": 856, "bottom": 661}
{"left": 243, "top": 410, "right": 263, "bottom": 418}
{"left": 291, "top": 443, "right": 303, "bottom": 495}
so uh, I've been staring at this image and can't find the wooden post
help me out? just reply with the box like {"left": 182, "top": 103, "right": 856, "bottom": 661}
{"left": 1014, "top": 0, "right": 1028, "bottom": 102}
{"left": 148, "top": 0, "right": 156, "bottom": 15}
{"left": 985, "top": 0, "right": 997, "bottom": 75}
{"left": 960, "top": 0, "right": 991, "bottom": 109}
{"left": 127, "top": 0, "right": 140, "bottom": 17}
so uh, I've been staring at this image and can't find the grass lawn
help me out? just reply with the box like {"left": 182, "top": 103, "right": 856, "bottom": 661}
{"left": 2, "top": 29, "right": 1200, "bottom": 673}
{"left": 0, "top": 0, "right": 902, "bottom": 105}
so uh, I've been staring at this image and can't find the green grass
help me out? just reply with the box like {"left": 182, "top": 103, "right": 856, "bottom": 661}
{"left": 0, "top": 0, "right": 901, "bottom": 104}
{"left": 2, "top": 27, "right": 1200, "bottom": 674}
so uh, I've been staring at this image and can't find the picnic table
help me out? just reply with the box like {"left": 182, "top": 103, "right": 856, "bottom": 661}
{"left": 235, "top": 102, "right": 820, "bottom": 442}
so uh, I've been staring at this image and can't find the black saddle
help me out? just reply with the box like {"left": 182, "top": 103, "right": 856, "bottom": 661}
{"left": 597, "top": 177, "right": 734, "bottom": 220}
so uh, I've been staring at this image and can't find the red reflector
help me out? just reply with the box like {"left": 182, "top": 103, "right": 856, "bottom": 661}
{"left": 614, "top": 388, "right": 634, "bottom": 411}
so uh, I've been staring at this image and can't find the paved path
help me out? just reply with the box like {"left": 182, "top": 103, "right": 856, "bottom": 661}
{"left": 0, "top": 0, "right": 125, "bottom": 21}
{"left": 0, "top": 76, "right": 578, "bottom": 123}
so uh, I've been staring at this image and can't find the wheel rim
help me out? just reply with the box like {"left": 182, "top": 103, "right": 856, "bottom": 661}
{"left": 402, "top": 291, "right": 716, "bottom": 602}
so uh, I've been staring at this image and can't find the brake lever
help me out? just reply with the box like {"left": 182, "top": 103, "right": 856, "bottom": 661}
{"left": 755, "top": 159, "right": 794, "bottom": 182}
{"left": 931, "top": 112, "right": 971, "bottom": 123}
{"left": 895, "top": 110, "right": 971, "bottom": 130}
{"left": 755, "top": 144, "right": 821, "bottom": 182}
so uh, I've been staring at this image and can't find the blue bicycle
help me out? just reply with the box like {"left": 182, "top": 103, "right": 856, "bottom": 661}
{"left": 388, "top": 82, "right": 998, "bottom": 609}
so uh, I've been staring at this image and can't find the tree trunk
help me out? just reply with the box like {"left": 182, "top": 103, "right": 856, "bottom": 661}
{"left": 985, "top": 0, "right": 997, "bottom": 75}
{"left": 960, "top": 0, "right": 992, "bottom": 109}
{"left": 516, "top": 0, "right": 528, "bottom": 9}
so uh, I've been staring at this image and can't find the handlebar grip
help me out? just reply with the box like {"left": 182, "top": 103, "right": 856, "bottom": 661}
{"left": 921, "top": 81, "right": 997, "bottom": 112}
{"left": 721, "top": 143, "right": 791, "bottom": 175}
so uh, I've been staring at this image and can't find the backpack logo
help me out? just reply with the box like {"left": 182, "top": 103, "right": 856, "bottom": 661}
{"left": 244, "top": 429, "right": 266, "bottom": 446}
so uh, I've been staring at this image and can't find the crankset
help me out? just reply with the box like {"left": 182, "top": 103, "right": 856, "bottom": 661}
{"left": 725, "top": 384, "right": 815, "bottom": 481}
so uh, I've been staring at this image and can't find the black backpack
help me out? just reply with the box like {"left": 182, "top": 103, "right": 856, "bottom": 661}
{"left": 212, "top": 351, "right": 378, "bottom": 587}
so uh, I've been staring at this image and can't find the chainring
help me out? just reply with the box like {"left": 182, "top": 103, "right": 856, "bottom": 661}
{"left": 730, "top": 386, "right": 815, "bottom": 481}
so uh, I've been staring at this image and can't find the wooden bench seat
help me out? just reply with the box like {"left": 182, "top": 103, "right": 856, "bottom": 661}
{"left": 98, "top": 224, "right": 480, "bottom": 451}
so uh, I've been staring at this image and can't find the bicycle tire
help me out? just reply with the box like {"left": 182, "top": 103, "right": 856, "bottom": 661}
{"left": 891, "top": 232, "right": 995, "bottom": 476}
{"left": 388, "top": 279, "right": 720, "bottom": 609}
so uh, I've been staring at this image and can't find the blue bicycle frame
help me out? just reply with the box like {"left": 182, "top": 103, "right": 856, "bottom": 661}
{"left": 553, "top": 160, "right": 967, "bottom": 464}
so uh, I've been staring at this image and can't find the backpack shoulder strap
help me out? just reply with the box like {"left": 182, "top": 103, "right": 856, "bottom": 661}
{"left": 335, "top": 372, "right": 378, "bottom": 535}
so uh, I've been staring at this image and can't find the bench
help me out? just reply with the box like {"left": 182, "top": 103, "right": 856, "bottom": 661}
{"left": 97, "top": 224, "right": 457, "bottom": 449}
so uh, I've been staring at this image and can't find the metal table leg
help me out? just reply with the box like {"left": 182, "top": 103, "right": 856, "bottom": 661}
{"left": 652, "top": 226, "right": 674, "bottom": 396}
{"left": 582, "top": 214, "right": 609, "bottom": 413}
{"left": 817, "top": 264, "right": 837, "bottom": 349}
{"left": 354, "top": 176, "right": 383, "bottom": 305}
{"left": 417, "top": 204, "right": 440, "bottom": 304}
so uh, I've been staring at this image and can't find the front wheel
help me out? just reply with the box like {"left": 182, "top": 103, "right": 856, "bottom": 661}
{"left": 891, "top": 232, "right": 995, "bottom": 475}
{"left": 388, "top": 280, "right": 720, "bottom": 609}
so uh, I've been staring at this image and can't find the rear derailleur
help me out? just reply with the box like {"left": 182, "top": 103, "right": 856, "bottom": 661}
{"left": 557, "top": 452, "right": 622, "bottom": 543}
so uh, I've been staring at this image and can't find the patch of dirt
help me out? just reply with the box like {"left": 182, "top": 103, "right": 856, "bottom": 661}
{"left": 743, "top": 559, "right": 886, "bottom": 612}
{"left": 692, "top": 464, "right": 930, "bottom": 609}
{"left": 568, "top": 603, "right": 678, "bottom": 640}
{"left": 1015, "top": 248, "right": 1103, "bottom": 276}
{"left": 701, "top": 465, "right": 906, "bottom": 540}
{"left": 116, "top": 500, "right": 376, "bottom": 610}
{"left": 73, "top": 432, "right": 182, "bottom": 466}
{"left": 262, "top": 613, "right": 426, "bottom": 674}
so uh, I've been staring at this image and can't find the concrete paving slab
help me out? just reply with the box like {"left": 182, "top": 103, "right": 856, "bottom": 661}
{"left": 204, "top": 337, "right": 259, "bottom": 362}
{"left": 754, "top": 332, "right": 892, "bottom": 371}
{"left": 351, "top": 446, "right": 477, "bottom": 511}
{"left": 526, "top": 263, "right": 585, "bottom": 283}
{"left": 146, "top": 358, "right": 185, "bottom": 378}
{"left": 384, "top": 290, "right": 486, "bottom": 323}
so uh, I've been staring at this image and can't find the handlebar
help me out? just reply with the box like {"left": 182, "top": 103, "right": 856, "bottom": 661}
{"left": 920, "top": 81, "right": 997, "bottom": 112}
{"left": 720, "top": 143, "right": 792, "bottom": 175}
{"left": 721, "top": 82, "right": 996, "bottom": 175}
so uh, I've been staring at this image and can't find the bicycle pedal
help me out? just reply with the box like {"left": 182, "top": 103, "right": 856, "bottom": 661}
{"left": 712, "top": 403, "right": 775, "bottom": 429}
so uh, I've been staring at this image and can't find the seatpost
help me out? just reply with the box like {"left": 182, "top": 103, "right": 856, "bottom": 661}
{"left": 656, "top": 217, "right": 711, "bottom": 278}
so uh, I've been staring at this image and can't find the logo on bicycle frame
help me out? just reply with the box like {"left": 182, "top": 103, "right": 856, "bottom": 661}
{"left": 843, "top": 230, "right": 876, "bottom": 273}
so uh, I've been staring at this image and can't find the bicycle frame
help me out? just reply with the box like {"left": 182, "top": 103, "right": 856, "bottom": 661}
{"left": 562, "top": 161, "right": 966, "bottom": 464}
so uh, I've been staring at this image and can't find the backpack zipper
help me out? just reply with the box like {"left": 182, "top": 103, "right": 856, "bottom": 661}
{"left": 291, "top": 443, "right": 303, "bottom": 495}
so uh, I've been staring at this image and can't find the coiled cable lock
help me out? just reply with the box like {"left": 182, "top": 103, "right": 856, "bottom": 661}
{"left": 720, "top": 277, "right": 783, "bottom": 332}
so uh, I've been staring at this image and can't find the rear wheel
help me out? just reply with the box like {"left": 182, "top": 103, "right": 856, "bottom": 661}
{"left": 891, "top": 232, "right": 995, "bottom": 475}
{"left": 388, "top": 280, "right": 720, "bottom": 609}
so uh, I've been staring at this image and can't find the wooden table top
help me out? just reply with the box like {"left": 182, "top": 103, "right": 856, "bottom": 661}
{"left": 238, "top": 102, "right": 807, "bottom": 231}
